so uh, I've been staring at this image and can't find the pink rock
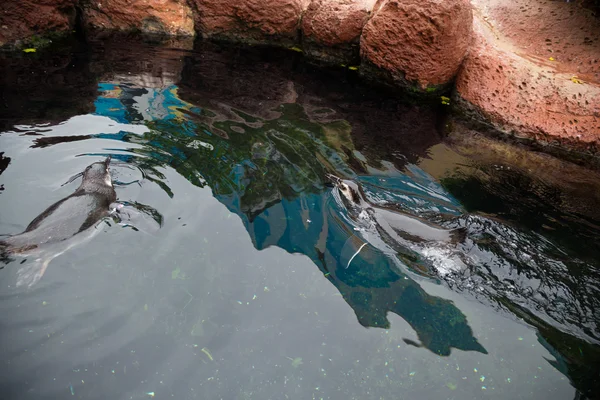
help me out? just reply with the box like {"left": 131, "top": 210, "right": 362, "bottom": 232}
{"left": 470, "top": 0, "right": 600, "bottom": 84}
{"left": 303, "top": 0, "right": 375, "bottom": 46}
{"left": 456, "top": 18, "right": 600, "bottom": 150}
{"left": 302, "top": 0, "right": 376, "bottom": 63}
{"left": 0, "top": 0, "right": 78, "bottom": 47}
{"left": 360, "top": 0, "right": 473, "bottom": 89}
{"left": 192, "top": 0, "right": 307, "bottom": 45}
{"left": 82, "top": 0, "right": 195, "bottom": 36}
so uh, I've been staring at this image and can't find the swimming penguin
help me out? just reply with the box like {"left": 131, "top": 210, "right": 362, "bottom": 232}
{"left": 328, "top": 174, "right": 465, "bottom": 244}
{"left": 327, "top": 174, "right": 466, "bottom": 272}
{"left": 0, "top": 157, "right": 117, "bottom": 287}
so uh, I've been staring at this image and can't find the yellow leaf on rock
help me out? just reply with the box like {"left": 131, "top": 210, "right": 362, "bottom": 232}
{"left": 570, "top": 76, "right": 584, "bottom": 84}
{"left": 23, "top": 48, "right": 36, "bottom": 53}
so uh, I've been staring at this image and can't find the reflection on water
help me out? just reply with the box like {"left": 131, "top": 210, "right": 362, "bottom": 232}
{"left": 0, "top": 36, "right": 599, "bottom": 399}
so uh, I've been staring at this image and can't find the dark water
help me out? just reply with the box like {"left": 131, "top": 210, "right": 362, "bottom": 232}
{"left": 1, "top": 36, "right": 599, "bottom": 400}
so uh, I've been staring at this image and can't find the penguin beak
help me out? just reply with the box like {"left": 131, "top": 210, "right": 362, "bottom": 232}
{"left": 324, "top": 173, "right": 342, "bottom": 188}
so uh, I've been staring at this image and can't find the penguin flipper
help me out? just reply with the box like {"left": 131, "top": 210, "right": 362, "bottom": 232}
{"left": 111, "top": 201, "right": 162, "bottom": 234}
{"left": 16, "top": 256, "right": 52, "bottom": 288}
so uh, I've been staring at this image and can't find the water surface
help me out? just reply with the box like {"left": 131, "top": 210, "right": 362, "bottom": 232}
{"left": 1, "top": 37, "right": 599, "bottom": 400}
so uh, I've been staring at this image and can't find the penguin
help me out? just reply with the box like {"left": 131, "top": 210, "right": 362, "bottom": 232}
{"left": 0, "top": 157, "right": 117, "bottom": 287}
{"left": 327, "top": 174, "right": 465, "bottom": 244}
{"left": 326, "top": 173, "right": 467, "bottom": 274}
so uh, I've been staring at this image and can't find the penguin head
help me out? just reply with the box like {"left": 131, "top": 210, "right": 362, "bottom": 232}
{"left": 326, "top": 173, "right": 365, "bottom": 209}
{"left": 337, "top": 180, "right": 361, "bottom": 205}
{"left": 82, "top": 156, "right": 112, "bottom": 188}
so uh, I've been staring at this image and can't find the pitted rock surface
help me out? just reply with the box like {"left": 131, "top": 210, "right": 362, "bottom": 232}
{"left": 360, "top": 0, "right": 473, "bottom": 87}
{"left": 0, "top": 0, "right": 78, "bottom": 47}
{"left": 82, "top": 0, "right": 195, "bottom": 36}
{"left": 456, "top": 8, "right": 600, "bottom": 150}
{"left": 193, "top": 0, "right": 308, "bottom": 43}
{"left": 302, "top": 0, "right": 376, "bottom": 46}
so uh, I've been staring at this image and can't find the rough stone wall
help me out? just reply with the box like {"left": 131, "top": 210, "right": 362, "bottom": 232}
{"left": 1, "top": 0, "right": 472, "bottom": 89}
{"left": 361, "top": 0, "right": 473, "bottom": 88}
{"left": 81, "top": 0, "right": 195, "bottom": 36}
{"left": 191, "top": 0, "right": 307, "bottom": 45}
{"left": 0, "top": 0, "right": 78, "bottom": 47}
{"left": 1, "top": 0, "right": 599, "bottom": 154}
{"left": 301, "top": 0, "right": 376, "bottom": 64}
{"left": 455, "top": 1, "right": 600, "bottom": 153}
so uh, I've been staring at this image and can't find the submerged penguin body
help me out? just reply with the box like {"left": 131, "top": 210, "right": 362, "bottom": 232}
{"left": 329, "top": 175, "right": 463, "bottom": 245}
{"left": 0, "top": 157, "right": 116, "bottom": 286}
{"left": 327, "top": 174, "right": 467, "bottom": 274}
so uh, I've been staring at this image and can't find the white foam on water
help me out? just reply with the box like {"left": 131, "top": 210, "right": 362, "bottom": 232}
{"left": 420, "top": 245, "right": 467, "bottom": 277}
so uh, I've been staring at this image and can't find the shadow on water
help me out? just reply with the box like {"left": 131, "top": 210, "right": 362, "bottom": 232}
{"left": 1, "top": 35, "right": 599, "bottom": 398}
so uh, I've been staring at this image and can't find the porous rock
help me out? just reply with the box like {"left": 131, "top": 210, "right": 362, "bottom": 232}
{"left": 302, "top": 0, "right": 377, "bottom": 63}
{"left": 82, "top": 0, "right": 195, "bottom": 37}
{"left": 360, "top": 0, "right": 473, "bottom": 90}
{"left": 455, "top": 18, "right": 600, "bottom": 152}
{"left": 192, "top": 0, "right": 309, "bottom": 45}
{"left": 0, "top": 0, "right": 78, "bottom": 47}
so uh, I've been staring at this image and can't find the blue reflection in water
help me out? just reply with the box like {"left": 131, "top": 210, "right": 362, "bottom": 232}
{"left": 87, "top": 80, "right": 598, "bottom": 347}
{"left": 88, "top": 82, "right": 489, "bottom": 356}
{"left": 77, "top": 80, "right": 599, "bottom": 372}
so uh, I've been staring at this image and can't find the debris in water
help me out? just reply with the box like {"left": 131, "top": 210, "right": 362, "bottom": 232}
{"left": 286, "top": 357, "right": 303, "bottom": 368}
{"left": 347, "top": 243, "right": 367, "bottom": 268}
{"left": 171, "top": 267, "right": 186, "bottom": 280}
{"left": 146, "top": 392, "right": 155, "bottom": 397}
{"left": 201, "top": 347, "right": 214, "bottom": 361}
{"left": 23, "top": 48, "right": 37, "bottom": 53}
{"left": 69, "top": 383, "right": 74, "bottom": 395}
